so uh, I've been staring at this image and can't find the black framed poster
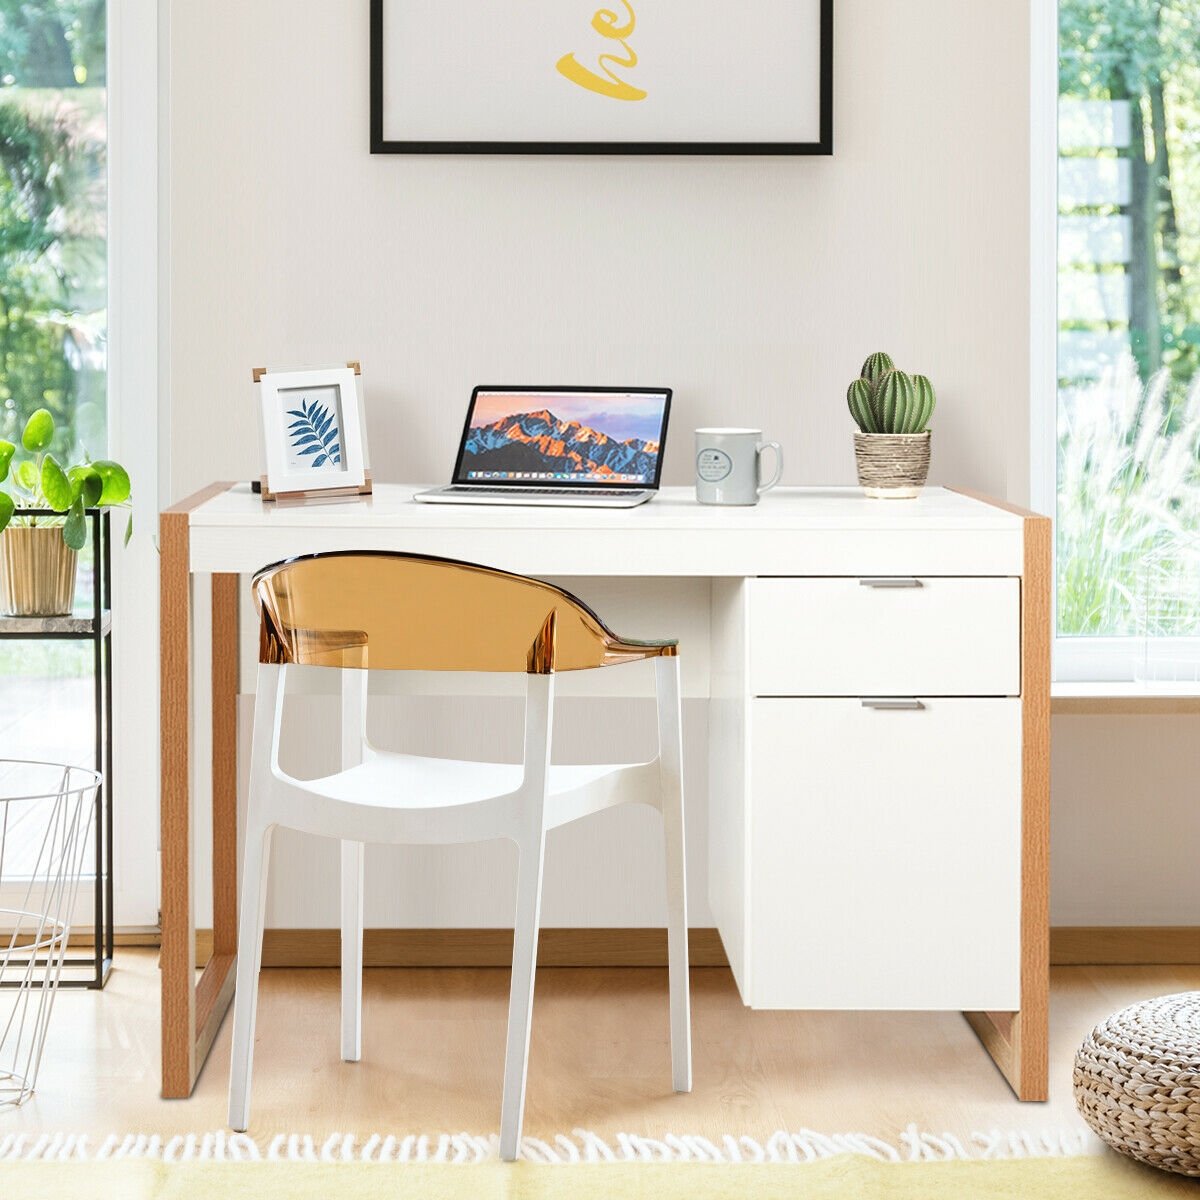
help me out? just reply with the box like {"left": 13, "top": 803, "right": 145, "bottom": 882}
{"left": 369, "top": 0, "right": 833, "bottom": 156}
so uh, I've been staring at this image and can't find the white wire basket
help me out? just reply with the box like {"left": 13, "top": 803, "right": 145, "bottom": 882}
{"left": 0, "top": 759, "right": 100, "bottom": 1109}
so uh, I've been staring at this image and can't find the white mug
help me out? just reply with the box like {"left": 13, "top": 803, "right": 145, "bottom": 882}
{"left": 694, "top": 429, "right": 784, "bottom": 506}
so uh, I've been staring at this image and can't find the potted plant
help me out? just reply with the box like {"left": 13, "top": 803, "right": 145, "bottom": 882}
{"left": 846, "top": 352, "right": 937, "bottom": 499}
{"left": 0, "top": 409, "right": 132, "bottom": 617}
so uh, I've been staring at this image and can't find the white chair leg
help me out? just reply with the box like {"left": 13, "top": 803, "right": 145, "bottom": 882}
{"left": 228, "top": 819, "right": 274, "bottom": 1132}
{"left": 339, "top": 670, "right": 367, "bottom": 1062}
{"left": 656, "top": 655, "right": 692, "bottom": 1093}
{"left": 498, "top": 671, "right": 554, "bottom": 1161}
{"left": 340, "top": 840, "right": 365, "bottom": 1062}
{"left": 499, "top": 833, "right": 547, "bottom": 1162}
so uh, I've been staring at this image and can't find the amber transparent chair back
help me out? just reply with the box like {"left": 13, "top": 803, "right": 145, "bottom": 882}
{"left": 253, "top": 552, "right": 676, "bottom": 675}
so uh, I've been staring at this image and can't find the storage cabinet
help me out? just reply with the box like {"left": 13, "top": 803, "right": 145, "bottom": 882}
{"left": 710, "top": 566, "right": 1030, "bottom": 1017}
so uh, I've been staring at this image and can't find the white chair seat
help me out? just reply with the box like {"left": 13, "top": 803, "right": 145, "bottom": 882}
{"left": 294, "top": 750, "right": 650, "bottom": 818}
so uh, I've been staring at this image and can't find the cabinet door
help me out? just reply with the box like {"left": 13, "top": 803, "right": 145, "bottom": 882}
{"left": 749, "top": 698, "right": 1021, "bottom": 1011}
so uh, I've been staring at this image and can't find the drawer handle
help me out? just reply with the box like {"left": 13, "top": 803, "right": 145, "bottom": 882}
{"left": 861, "top": 698, "right": 926, "bottom": 710}
{"left": 859, "top": 577, "right": 924, "bottom": 589}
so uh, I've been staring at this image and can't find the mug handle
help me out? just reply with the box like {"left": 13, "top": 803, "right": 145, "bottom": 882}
{"left": 757, "top": 442, "right": 784, "bottom": 494}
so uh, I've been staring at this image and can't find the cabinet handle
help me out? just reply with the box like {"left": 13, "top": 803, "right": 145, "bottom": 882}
{"left": 859, "top": 577, "right": 924, "bottom": 589}
{"left": 861, "top": 698, "right": 926, "bottom": 710}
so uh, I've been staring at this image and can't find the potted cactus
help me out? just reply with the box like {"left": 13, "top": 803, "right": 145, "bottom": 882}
{"left": 846, "top": 351, "right": 936, "bottom": 498}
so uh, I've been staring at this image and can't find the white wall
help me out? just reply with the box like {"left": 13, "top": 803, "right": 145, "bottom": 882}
{"left": 168, "top": 1, "right": 1196, "bottom": 930}
{"left": 167, "top": 1, "right": 1030, "bottom": 500}
{"left": 1052, "top": 715, "right": 1200, "bottom": 924}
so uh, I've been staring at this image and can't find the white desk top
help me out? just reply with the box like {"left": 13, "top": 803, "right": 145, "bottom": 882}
{"left": 183, "top": 485, "right": 1028, "bottom": 577}
{"left": 192, "top": 485, "right": 1023, "bottom": 531}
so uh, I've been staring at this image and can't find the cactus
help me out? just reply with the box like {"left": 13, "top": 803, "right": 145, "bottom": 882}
{"left": 845, "top": 351, "right": 937, "bottom": 435}
{"left": 875, "top": 369, "right": 914, "bottom": 433}
{"left": 860, "top": 351, "right": 894, "bottom": 388}
{"left": 847, "top": 378, "right": 877, "bottom": 432}
{"left": 908, "top": 374, "right": 937, "bottom": 433}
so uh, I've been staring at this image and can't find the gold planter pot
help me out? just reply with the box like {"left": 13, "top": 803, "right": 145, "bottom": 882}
{"left": 0, "top": 525, "right": 78, "bottom": 617}
{"left": 853, "top": 431, "right": 932, "bottom": 499}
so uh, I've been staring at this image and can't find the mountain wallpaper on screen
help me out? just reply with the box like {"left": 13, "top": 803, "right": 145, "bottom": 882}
{"left": 464, "top": 410, "right": 659, "bottom": 478}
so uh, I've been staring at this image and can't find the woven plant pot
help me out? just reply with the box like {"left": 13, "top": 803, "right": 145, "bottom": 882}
{"left": 1074, "top": 991, "right": 1200, "bottom": 1177}
{"left": 853, "top": 432, "right": 931, "bottom": 499}
{"left": 0, "top": 524, "right": 77, "bottom": 617}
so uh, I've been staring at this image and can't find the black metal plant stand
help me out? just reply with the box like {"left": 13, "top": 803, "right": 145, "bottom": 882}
{"left": 0, "top": 508, "right": 113, "bottom": 988}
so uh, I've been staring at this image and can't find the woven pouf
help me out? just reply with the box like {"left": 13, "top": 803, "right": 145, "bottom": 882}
{"left": 1074, "top": 991, "right": 1200, "bottom": 1176}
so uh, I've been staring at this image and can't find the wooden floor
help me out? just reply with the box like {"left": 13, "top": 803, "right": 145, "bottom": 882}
{"left": 10, "top": 953, "right": 1199, "bottom": 1144}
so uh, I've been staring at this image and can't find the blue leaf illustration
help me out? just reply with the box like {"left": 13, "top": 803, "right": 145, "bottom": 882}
{"left": 286, "top": 399, "right": 341, "bottom": 469}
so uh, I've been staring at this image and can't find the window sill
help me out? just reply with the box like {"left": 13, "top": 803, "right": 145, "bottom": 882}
{"left": 1052, "top": 681, "right": 1200, "bottom": 714}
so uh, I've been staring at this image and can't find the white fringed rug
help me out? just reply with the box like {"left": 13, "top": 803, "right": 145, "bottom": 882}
{"left": 0, "top": 1125, "right": 1095, "bottom": 1163}
{"left": 0, "top": 1135, "right": 1192, "bottom": 1200}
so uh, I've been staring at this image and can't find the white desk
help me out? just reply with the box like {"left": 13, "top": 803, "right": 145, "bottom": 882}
{"left": 160, "top": 484, "right": 1049, "bottom": 1102}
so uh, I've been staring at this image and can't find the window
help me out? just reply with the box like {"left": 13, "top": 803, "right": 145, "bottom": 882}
{"left": 0, "top": 5, "right": 106, "bottom": 810}
{"left": 0, "top": 3, "right": 106, "bottom": 453}
{"left": 1056, "top": 1, "right": 1200, "bottom": 680}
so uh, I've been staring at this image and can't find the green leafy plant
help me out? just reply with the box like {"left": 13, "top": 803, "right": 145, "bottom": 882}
{"left": 846, "top": 351, "right": 937, "bottom": 435}
{"left": 0, "top": 409, "right": 131, "bottom": 550}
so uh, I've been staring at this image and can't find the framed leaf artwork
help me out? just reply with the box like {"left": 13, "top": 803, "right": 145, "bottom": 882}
{"left": 369, "top": 0, "right": 833, "bottom": 155}
{"left": 256, "top": 366, "right": 367, "bottom": 498}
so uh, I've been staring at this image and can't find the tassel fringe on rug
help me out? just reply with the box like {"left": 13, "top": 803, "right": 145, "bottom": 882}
{"left": 0, "top": 1126, "right": 1095, "bottom": 1164}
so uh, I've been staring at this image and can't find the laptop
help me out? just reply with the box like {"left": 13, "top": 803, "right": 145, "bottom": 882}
{"left": 415, "top": 385, "right": 672, "bottom": 508}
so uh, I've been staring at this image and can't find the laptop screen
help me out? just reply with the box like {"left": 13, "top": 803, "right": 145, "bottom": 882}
{"left": 453, "top": 387, "right": 672, "bottom": 489}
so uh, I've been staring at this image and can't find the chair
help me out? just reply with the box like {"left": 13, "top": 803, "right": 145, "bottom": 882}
{"left": 227, "top": 551, "right": 691, "bottom": 1159}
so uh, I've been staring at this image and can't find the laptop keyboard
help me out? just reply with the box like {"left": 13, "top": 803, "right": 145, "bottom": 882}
{"left": 447, "top": 486, "right": 640, "bottom": 498}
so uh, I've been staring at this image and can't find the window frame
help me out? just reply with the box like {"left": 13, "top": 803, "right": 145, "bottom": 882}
{"left": 1032, "top": 0, "right": 1200, "bottom": 687}
{"left": 107, "top": 0, "right": 163, "bottom": 927}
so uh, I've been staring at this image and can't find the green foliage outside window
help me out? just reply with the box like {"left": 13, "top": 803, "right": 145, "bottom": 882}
{"left": 1058, "top": 1, "right": 1200, "bottom": 640}
{"left": 0, "top": 0, "right": 106, "bottom": 465}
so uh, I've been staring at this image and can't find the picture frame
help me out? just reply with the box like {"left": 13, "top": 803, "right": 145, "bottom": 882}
{"left": 369, "top": 0, "right": 833, "bottom": 156}
{"left": 255, "top": 366, "right": 367, "bottom": 499}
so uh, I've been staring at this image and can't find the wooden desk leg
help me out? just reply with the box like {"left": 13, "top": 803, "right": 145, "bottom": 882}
{"left": 211, "top": 574, "right": 240, "bottom": 963}
{"left": 197, "top": 573, "right": 241, "bottom": 1075}
{"left": 953, "top": 492, "right": 1051, "bottom": 1102}
{"left": 161, "top": 483, "right": 238, "bottom": 1099}
{"left": 160, "top": 507, "right": 195, "bottom": 1097}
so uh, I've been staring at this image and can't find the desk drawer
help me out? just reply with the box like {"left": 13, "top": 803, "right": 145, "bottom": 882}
{"left": 749, "top": 577, "right": 1020, "bottom": 697}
